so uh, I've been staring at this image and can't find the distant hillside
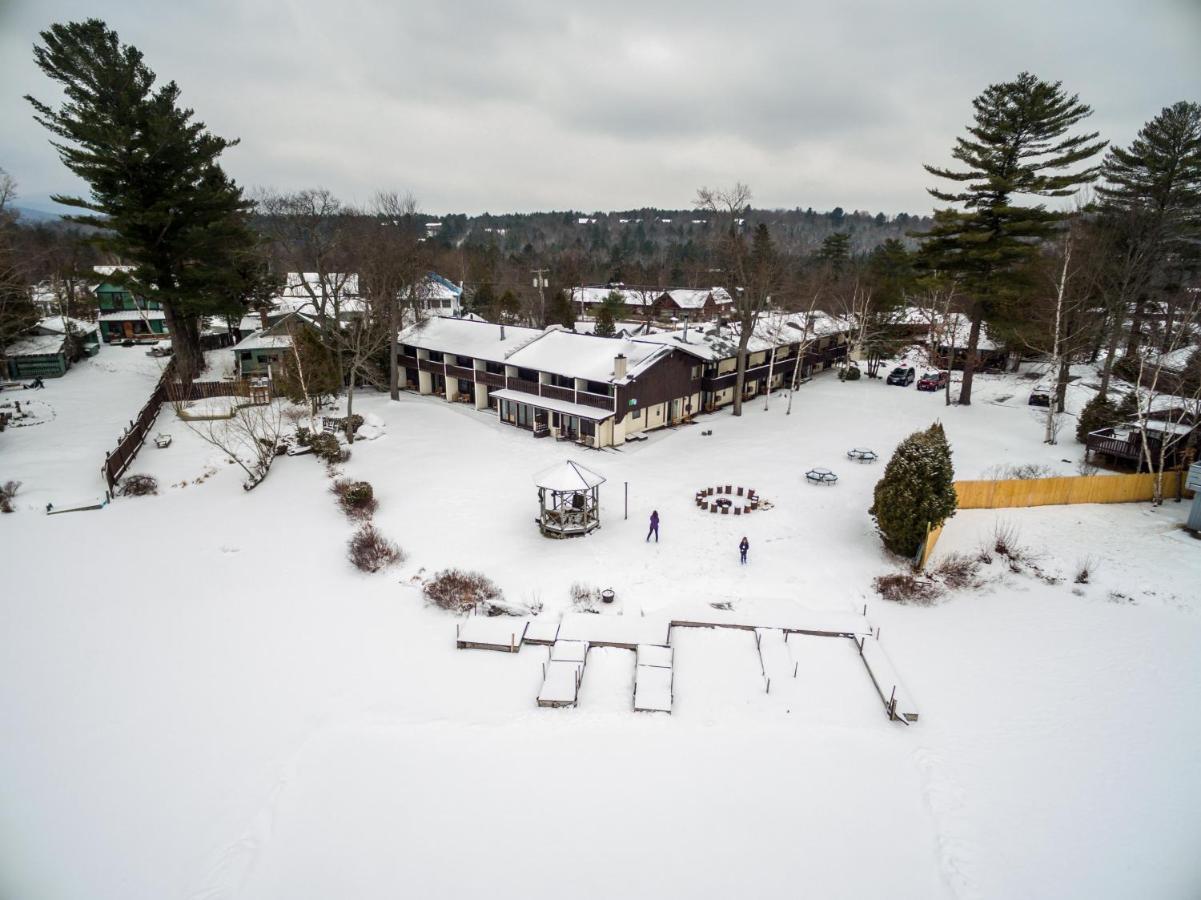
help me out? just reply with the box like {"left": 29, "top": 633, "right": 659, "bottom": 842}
{"left": 419, "top": 207, "right": 932, "bottom": 259}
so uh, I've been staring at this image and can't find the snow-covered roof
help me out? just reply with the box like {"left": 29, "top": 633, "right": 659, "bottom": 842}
{"left": 1146, "top": 345, "right": 1197, "bottom": 374}
{"left": 570, "top": 286, "right": 652, "bottom": 307}
{"left": 632, "top": 311, "right": 849, "bottom": 362}
{"left": 93, "top": 265, "right": 133, "bottom": 277}
{"left": 663, "top": 287, "right": 733, "bottom": 309}
{"left": 398, "top": 316, "right": 544, "bottom": 361}
{"left": 493, "top": 388, "right": 614, "bottom": 422}
{"left": 282, "top": 272, "right": 360, "bottom": 298}
{"left": 5, "top": 333, "right": 65, "bottom": 357}
{"left": 406, "top": 274, "right": 462, "bottom": 303}
{"left": 97, "top": 309, "right": 166, "bottom": 322}
{"left": 35, "top": 316, "right": 97, "bottom": 336}
{"left": 533, "top": 460, "right": 606, "bottom": 491}
{"left": 232, "top": 330, "right": 293, "bottom": 352}
{"left": 506, "top": 329, "right": 670, "bottom": 384}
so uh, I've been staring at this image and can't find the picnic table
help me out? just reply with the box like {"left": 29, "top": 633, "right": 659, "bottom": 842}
{"left": 846, "top": 447, "right": 878, "bottom": 463}
{"left": 154, "top": 433, "right": 173, "bottom": 449}
{"left": 805, "top": 468, "right": 838, "bottom": 485}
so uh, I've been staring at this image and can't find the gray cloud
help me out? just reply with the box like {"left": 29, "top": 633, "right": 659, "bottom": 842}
{"left": 2, "top": 0, "right": 1198, "bottom": 216}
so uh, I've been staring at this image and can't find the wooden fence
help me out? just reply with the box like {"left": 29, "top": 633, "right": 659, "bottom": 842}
{"left": 919, "top": 470, "right": 1191, "bottom": 568}
{"left": 954, "top": 471, "right": 1188, "bottom": 509}
{"left": 102, "top": 368, "right": 269, "bottom": 491}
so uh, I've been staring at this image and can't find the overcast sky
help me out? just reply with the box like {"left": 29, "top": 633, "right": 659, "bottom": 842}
{"left": 1, "top": 0, "right": 1198, "bottom": 217}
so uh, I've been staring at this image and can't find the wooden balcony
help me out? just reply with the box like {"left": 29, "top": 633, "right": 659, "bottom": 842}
{"left": 445, "top": 363, "right": 475, "bottom": 381}
{"left": 417, "top": 357, "right": 443, "bottom": 374}
{"left": 397, "top": 353, "right": 418, "bottom": 369}
{"left": 576, "top": 390, "right": 614, "bottom": 411}
{"left": 506, "top": 377, "right": 540, "bottom": 395}
{"left": 475, "top": 370, "right": 504, "bottom": 388}
{"left": 540, "top": 383, "right": 576, "bottom": 403}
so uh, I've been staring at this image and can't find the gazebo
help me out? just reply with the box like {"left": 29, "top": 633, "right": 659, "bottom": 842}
{"left": 534, "top": 460, "right": 605, "bottom": 538}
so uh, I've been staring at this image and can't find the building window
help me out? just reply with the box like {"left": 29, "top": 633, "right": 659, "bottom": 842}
{"left": 632, "top": 407, "right": 641, "bottom": 419}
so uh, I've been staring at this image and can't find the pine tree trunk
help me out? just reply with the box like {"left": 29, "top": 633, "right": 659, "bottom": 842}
{"left": 1125, "top": 297, "right": 1145, "bottom": 357}
{"left": 957, "top": 303, "right": 983, "bottom": 406}
{"left": 164, "top": 305, "right": 204, "bottom": 383}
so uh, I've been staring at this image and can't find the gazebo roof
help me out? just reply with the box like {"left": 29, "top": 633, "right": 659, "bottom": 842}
{"left": 534, "top": 460, "right": 606, "bottom": 491}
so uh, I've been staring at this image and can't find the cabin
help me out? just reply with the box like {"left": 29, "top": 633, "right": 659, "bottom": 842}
{"left": 93, "top": 266, "right": 167, "bottom": 341}
{"left": 651, "top": 288, "right": 734, "bottom": 321}
{"left": 3, "top": 317, "right": 100, "bottom": 379}
{"left": 230, "top": 312, "right": 319, "bottom": 378}
{"left": 570, "top": 285, "right": 733, "bottom": 323}
{"left": 396, "top": 317, "right": 702, "bottom": 447}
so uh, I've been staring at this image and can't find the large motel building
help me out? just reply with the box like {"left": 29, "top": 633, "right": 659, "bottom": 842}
{"left": 397, "top": 312, "right": 850, "bottom": 448}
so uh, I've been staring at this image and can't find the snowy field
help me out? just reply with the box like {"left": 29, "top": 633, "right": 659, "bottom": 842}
{"left": 2, "top": 347, "right": 1200, "bottom": 900}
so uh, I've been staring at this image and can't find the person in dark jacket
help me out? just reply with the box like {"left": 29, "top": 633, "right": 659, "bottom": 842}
{"left": 739, "top": 536, "right": 749, "bottom": 564}
{"left": 646, "top": 510, "right": 659, "bottom": 542}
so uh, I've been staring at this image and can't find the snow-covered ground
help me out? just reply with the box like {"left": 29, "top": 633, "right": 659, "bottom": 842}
{"left": 2, "top": 355, "right": 1199, "bottom": 900}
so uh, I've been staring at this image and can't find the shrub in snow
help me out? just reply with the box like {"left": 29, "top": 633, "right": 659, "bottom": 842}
{"left": 119, "top": 474, "right": 159, "bottom": 497}
{"left": 0, "top": 480, "right": 20, "bottom": 513}
{"left": 424, "top": 569, "right": 503, "bottom": 613}
{"left": 873, "top": 572, "right": 941, "bottom": 605}
{"left": 1111, "top": 353, "right": 1142, "bottom": 386}
{"left": 1075, "top": 393, "right": 1120, "bottom": 443}
{"left": 839, "top": 365, "right": 862, "bottom": 382}
{"left": 1074, "top": 555, "right": 1097, "bottom": 585}
{"left": 1115, "top": 390, "right": 1138, "bottom": 421}
{"left": 569, "top": 581, "right": 601, "bottom": 611}
{"left": 331, "top": 478, "right": 377, "bottom": 520}
{"left": 309, "top": 433, "right": 349, "bottom": 465}
{"left": 869, "top": 422, "right": 957, "bottom": 558}
{"left": 932, "top": 552, "right": 980, "bottom": 590}
{"left": 348, "top": 524, "right": 403, "bottom": 572}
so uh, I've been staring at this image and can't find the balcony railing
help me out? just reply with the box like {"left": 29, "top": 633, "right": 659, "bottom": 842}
{"left": 397, "top": 354, "right": 418, "bottom": 369}
{"left": 475, "top": 370, "right": 504, "bottom": 388}
{"left": 506, "top": 377, "right": 540, "bottom": 395}
{"left": 540, "top": 384, "right": 575, "bottom": 403}
{"left": 445, "top": 363, "right": 475, "bottom": 381}
{"left": 576, "top": 390, "right": 614, "bottom": 411}
{"left": 417, "top": 358, "right": 442, "bottom": 374}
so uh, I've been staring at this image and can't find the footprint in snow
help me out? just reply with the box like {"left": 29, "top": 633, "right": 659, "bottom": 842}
{"left": 220, "top": 546, "right": 240, "bottom": 554}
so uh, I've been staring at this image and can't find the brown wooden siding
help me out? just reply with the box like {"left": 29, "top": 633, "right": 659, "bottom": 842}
{"left": 616, "top": 350, "right": 698, "bottom": 423}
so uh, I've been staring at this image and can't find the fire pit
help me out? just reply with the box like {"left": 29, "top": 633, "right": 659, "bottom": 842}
{"left": 694, "top": 484, "right": 771, "bottom": 516}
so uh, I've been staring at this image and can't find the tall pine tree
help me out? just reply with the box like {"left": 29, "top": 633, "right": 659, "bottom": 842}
{"left": 26, "top": 19, "right": 258, "bottom": 380}
{"left": 1095, "top": 101, "right": 1201, "bottom": 376}
{"left": 920, "top": 72, "right": 1106, "bottom": 405}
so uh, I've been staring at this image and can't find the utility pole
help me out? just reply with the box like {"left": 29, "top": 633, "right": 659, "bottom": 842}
{"left": 531, "top": 268, "right": 549, "bottom": 325}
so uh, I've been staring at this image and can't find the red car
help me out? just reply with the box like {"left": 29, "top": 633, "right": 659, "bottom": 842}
{"left": 917, "top": 371, "right": 948, "bottom": 391}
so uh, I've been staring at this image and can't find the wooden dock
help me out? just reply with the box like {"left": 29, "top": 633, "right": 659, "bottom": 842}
{"left": 857, "top": 635, "right": 919, "bottom": 722}
{"left": 633, "top": 644, "right": 674, "bottom": 713}
{"left": 455, "top": 617, "right": 528, "bottom": 652}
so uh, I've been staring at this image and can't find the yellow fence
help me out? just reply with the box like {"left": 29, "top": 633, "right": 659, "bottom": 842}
{"left": 918, "top": 471, "right": 1189, "bottom": 568}
{"left": 954, "top": 471, "right": 1186, "bottom": 509}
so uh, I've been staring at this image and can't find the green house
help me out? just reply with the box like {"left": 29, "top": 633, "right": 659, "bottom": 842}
{"left": 4, "top": 317, "right": 102, "bottom": 379}
{"left": 5, "top": 333, "right": 69, "bottom": 378}
{"left": 93, "top": 267, "right": 167, "bottom": 341}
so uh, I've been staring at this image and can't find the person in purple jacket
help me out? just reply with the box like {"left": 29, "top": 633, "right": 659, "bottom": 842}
{"left": 646, "top": 510, "right": 659, "bottom": 542}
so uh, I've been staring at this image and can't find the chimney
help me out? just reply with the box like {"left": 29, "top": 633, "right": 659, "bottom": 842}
{"left": 500, "top": 323, "right": 506, "bottom": 341}
{"left": 614, "top": 353, "right": 628, "bottom": 379}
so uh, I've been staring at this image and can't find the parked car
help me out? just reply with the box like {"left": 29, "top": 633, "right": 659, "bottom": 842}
{"left": 917, "top": 371, "right": 948, "bottom": 391}
{"left": 1028, "top": 385, "right": 1052, "bottom": 407}
{"left": 886, "top": 366, "right": 916, "bottom": 386}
